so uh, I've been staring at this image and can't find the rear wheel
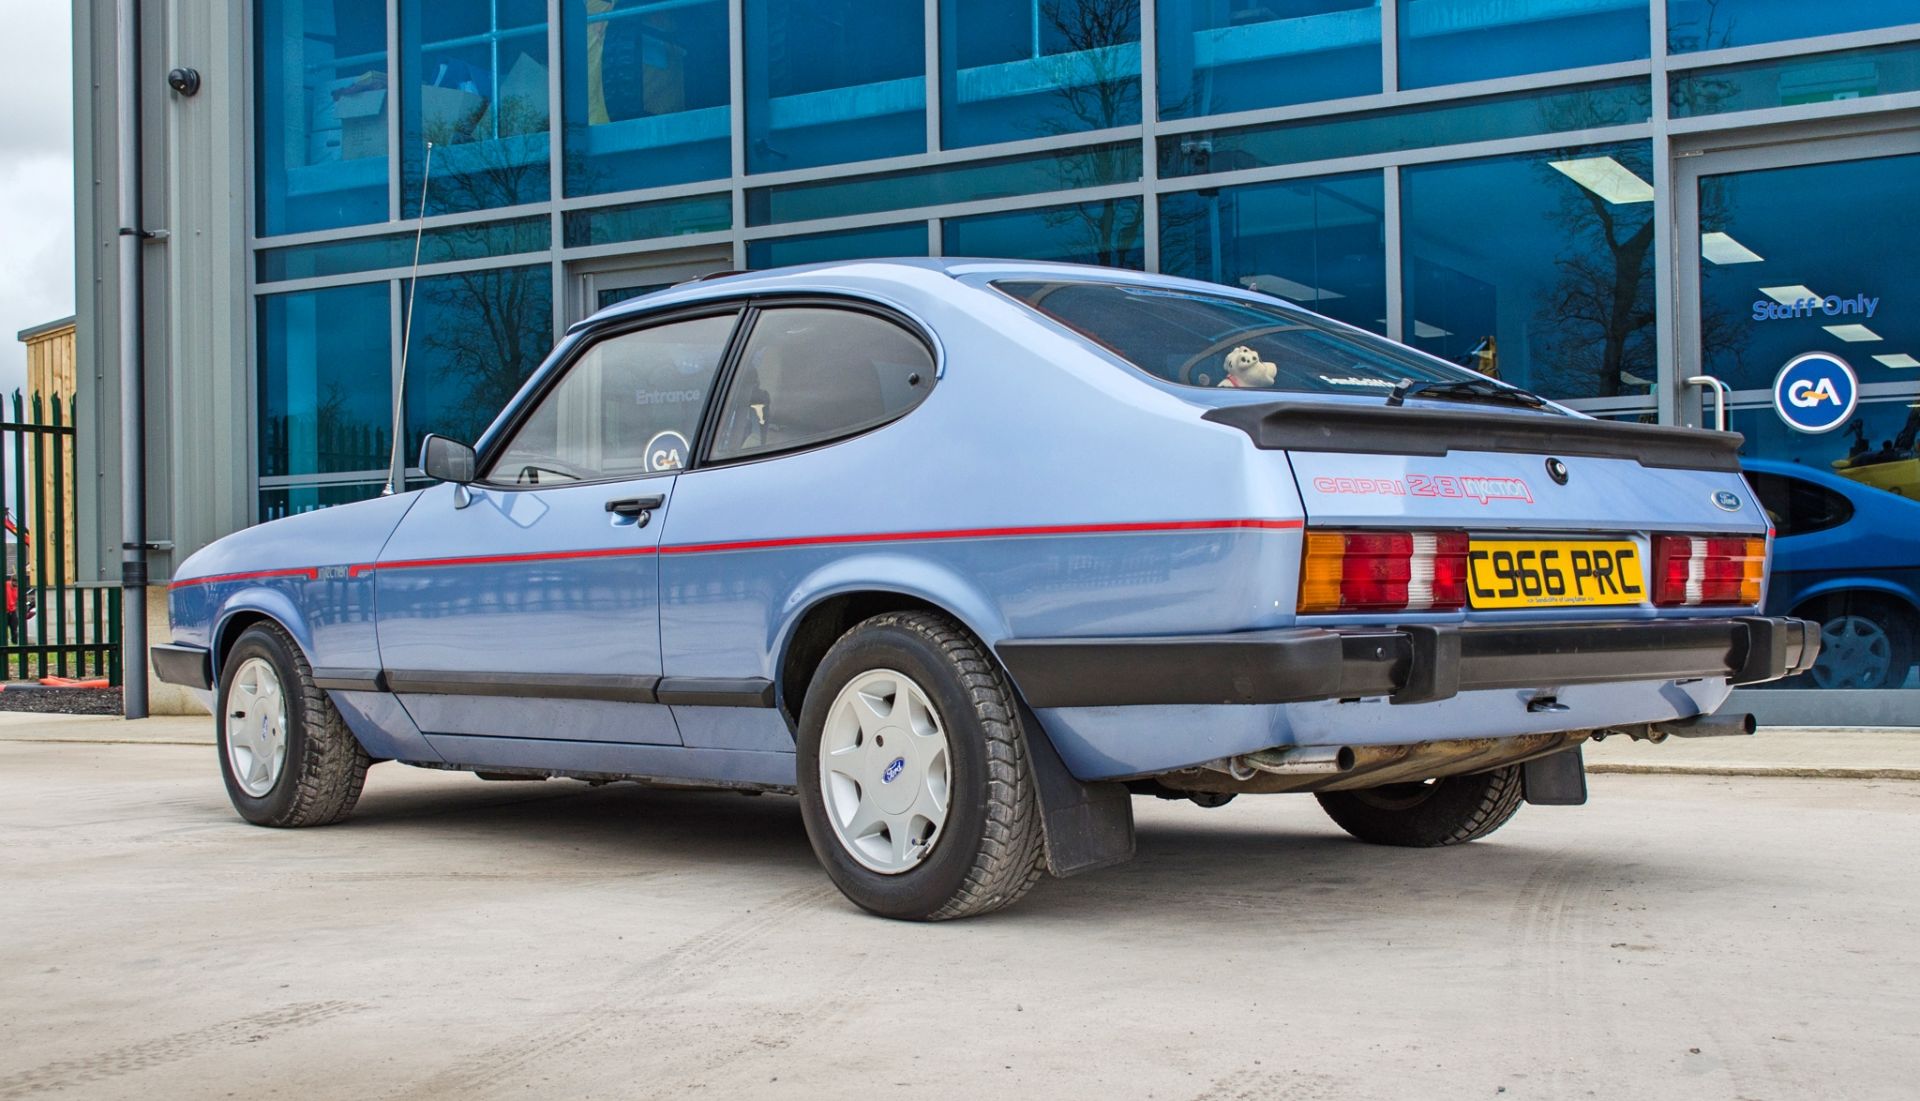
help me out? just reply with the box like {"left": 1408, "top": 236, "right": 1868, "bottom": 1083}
{"left": 795, "top": 611, "right": 1045, "bottom": 920}
{"left": 1800, "top": 595, "right": 1916, "bottom": 690}
{"left": 216, "top": 622, "right": 370, "bottom": 827}
{"left": 1315, "top": 766, "right": 1524, "bottom": 847}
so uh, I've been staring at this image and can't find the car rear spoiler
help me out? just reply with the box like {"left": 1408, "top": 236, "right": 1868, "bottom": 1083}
{"left": 1201, "top": 401, "right": 1745, "bottom": 473}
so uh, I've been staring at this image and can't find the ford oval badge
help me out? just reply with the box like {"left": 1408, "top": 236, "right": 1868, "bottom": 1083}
{"left": 1712, "top": 490, "right": 1742, "bottom": 512}
{"left": 882, "top": 757, "right": 906, "bottom": 784}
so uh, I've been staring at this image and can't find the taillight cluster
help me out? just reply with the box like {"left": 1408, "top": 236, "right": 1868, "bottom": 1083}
{"left": 1652, "top": 535, "right": 1765, "bottom": 607}
{"left": 1298, "top": 530, "right": 1469, "bottom": 614}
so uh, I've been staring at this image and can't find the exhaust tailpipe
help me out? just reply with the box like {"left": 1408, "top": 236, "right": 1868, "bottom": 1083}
{"left": 1651, "top": 712, "right": 1757, "bottom": 739}
{"left": 1240, "top": 746, "right": 1357, "bottom": 775}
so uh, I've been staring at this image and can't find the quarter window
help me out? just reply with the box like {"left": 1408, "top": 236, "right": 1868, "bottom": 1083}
{"left": 1744, "top": 471, "right": 1854, "bottom": 537}
{"left": 709, "top": 308, "right": 935, "bottom": 462}
{"left": 488, "top": 311, "right": 738, "bottom": 485}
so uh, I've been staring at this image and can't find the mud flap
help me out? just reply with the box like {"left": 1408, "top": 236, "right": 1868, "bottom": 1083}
{"left": 1522, "top": 744, "right": 1588, "bottom": 806}
{"left": 1017, "top": 703, "right": 1135, "bottom": 877}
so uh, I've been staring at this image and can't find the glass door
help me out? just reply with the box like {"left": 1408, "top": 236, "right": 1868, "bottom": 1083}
{"left": 567, "top": 248, "right": 734, "bottom": 323}
{"left": 1677, "top": 128, "right": 1920, "bottom": 723}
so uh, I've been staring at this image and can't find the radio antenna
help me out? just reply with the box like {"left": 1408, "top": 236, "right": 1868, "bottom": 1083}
{"left": 384, "top": 140, "right": 434, "bottom": 496}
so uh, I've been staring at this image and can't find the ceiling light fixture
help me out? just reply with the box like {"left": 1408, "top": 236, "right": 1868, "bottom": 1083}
{"left": 1702, "top": 232, "right": 1764, "bottom": 265}
{"left": 1823, "top": 324, "right": 1881, "bottom": 343}
{"left": 1548, "top": 156, "right": 1655, "bottom": 204}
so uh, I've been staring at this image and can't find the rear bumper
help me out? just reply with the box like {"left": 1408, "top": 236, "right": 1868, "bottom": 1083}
{"left": 997, "top": 616, "right": 1820, "bottom": 709}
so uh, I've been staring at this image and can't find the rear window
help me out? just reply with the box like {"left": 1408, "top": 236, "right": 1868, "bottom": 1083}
{"left": 996, "top": 279, "right": 1486, "bottom": 395}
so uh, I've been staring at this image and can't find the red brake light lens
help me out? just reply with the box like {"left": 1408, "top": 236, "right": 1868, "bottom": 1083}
{"left": 1652, "top": 535, "right": 1765, "bottom": 606}
{"left": 1298, "top": 530, "right": 1468, "bottom": 614}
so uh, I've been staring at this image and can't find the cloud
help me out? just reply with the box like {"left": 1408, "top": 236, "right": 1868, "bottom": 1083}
{"left": 0, "top": 8, "right": 72, "bottom": 398}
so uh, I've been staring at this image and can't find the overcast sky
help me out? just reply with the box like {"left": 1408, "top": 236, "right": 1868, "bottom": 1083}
{"left": 0, "top": 6, "right": 75, "bottom": 398}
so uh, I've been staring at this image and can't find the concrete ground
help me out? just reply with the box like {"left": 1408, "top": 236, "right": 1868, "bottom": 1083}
{"left": 3, "top": 725, "right": 1919, "bottom": 1100}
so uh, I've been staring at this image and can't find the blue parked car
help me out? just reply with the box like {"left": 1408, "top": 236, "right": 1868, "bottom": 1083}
{"left": 154, "top": 260, "right": 1816, "bottom": 920}
{"left": 1741, "top": 458, "right": 1920, "bottom": 690}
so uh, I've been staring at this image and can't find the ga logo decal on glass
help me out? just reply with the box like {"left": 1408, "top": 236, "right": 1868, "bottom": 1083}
{"left": 1771, "top": 352, "right": 1857, "bottom": 434}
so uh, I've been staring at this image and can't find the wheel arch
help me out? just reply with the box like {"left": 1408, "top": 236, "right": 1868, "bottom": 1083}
{"left": 1790, "top": 581, "right": 1920, "bottom": 626}
{"left": 210, "top": 590, "right": 313, "bottom": 685}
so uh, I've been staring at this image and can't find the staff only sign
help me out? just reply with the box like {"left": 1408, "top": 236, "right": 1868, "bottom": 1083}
{"left": 1772, "top": 351, "right": 1858, "bottom": 434}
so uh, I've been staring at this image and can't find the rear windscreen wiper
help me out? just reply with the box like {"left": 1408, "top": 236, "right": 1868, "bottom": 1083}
{"left": 1385, "top": 377, "right": 1549, "bottom": 410}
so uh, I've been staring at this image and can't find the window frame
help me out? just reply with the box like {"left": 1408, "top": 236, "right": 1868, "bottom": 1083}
{"left": 474, "top": 293, "right": 940, "bottom": 490}
{"left": 477, "top": 302, "right": 747, "bottom": 490}
{"left": 695, "top": 297, "right": 943, "bottom": 470}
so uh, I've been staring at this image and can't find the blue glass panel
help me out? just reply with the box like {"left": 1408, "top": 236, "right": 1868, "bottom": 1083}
{"left": 562, "top": 192, "right": 732, "bottom": 247}
{"left": 1397, "top": 0, "right": 1647, "bottom": 90}
{"left": 259, "top": 481, "right": 388, "bottom": 521}
{"left": 1157, "top": 0, "right": 1380, "bottom": 121}
{"left": 747, "top": 222, "right": 930, "bottom": 269}
{"left": 256, "top": 0, "right": 390, "bottom": 235}
{"left": 944, "top": 199, "right": 1143, "bottom": 267}
{"left": 1672, "top": 41, "right": 1920, "bottom": 118}
{"left": 748, "top": 142, "right": 1141, "bottom": 226}
{"left": 562, "top": 0, "right": 730, "bottom": 196}
{"left": 403, "top": 264, "right": 554, "bottom": 455}
{"left": 1401, "top": 142, "right": 1657, "bottom": 401}
{"left": 1159, "top": 171, "right": 1385, "bottom": 334}
{"left": 941, "top": 0, "right": 1140, "bottom": 149}
{"left": 1728, "top": 399, "right": 1920, "bottom": 691}
{"left": 258, "top": 216, "right": 549, "bottom": 282}
{"left": 744, "top": 0, "right": 926, "bottom": 173}
{"left": 257, "top": 282, "right": 393, "bottom": 478}
{"left": 1670, "top": 0, "right": 1918, "bottom": 53}
{"left": 1699, "top": 152, "right": 1920, "bottom": 393}
{"left": 399, "top": 0, "right": 551, "bottom": 214}
{"left": 1158, "top": 79, "right": 1651, "bottom": 177}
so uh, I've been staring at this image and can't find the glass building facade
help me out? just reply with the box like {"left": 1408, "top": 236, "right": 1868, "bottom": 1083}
{"left": 250, "top": 2, "right": 1920, "bottom": 712}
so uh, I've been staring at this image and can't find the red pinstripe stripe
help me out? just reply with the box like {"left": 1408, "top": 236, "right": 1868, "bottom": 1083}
{"left": 349, "top": 545, "right": 658, "bottom": 577}
{"left": 168, "top": 566, "right": 319, "bottom": 591}
{"left": 176, "top": 519, "right": 1304, "bottom": 584}
{"left": 655, "top": 518, "right": 1304, "bottom": 556}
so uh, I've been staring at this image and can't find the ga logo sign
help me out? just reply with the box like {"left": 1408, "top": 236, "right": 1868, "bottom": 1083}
{"left": 1771, "top": 352, "right": 1857, "bottom": 434}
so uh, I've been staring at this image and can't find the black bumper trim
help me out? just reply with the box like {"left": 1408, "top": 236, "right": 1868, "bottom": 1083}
{"left": 996, "top": 617, "right": 1819, "bottom": 709}
{"left": 150, "top": 643, "right": 212, "bottom": 691}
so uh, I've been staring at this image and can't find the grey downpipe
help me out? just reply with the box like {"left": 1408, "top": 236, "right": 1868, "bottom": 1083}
{"left": 1651, "top": 713, "right": 1757, "bottom": 738}
{"left": 116, "top": 0, "right": 149, "bottom": 718}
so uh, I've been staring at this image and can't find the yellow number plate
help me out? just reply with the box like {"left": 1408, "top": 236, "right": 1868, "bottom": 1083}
{"left": 1467, "top": 539, "right": 1646, "bottom": 609}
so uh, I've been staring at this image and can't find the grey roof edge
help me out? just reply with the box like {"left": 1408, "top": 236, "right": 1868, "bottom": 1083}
{"left": 16, "top": 315, "right": 77, "bottom": 343}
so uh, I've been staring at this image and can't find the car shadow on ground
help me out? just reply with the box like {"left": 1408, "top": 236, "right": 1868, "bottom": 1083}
{"left": 327, "top": 769, "right": 1713, "bottom": 924}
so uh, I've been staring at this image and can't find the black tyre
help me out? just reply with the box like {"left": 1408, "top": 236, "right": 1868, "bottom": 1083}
{"left": 216, "top": 622, "right": 370, "bottom": 827}
{"left": 1315, "top": 765, "right": 1524, "bottom": 847}
{"left": 795, "top": 611, "right": 1045, "bottom": 920}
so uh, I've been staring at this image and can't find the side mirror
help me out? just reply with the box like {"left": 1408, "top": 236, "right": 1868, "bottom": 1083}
{"left": 419, "top": 434, "right": 477, "bottom": 485}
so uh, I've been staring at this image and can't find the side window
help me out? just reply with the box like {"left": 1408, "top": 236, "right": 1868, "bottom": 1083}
{"left": 709, "top": 307, "right": 935, "bottom": 463}
{"left": 1745, "top": 471, "right": 1854, "bottom": 537}
{"left": 488, "top": 312, "right": 738, "bottom": 486}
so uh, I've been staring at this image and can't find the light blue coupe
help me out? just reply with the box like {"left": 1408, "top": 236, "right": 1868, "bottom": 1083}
{"left": 154, "top": 260, "right": 1818, "bottom": 920}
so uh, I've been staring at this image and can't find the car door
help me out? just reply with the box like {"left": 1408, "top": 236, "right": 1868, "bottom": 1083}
{"left": 656, "top": 303, "right": 939, "bottom": 757}
{"left": 374, "top": 308, "right": 742, "bottom": 763}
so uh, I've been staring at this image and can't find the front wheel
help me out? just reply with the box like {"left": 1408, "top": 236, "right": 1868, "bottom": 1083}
{"left": 1315, "top": 766, "right": 1524, "bottom": 847}
{"left": 795, "top": 612, "right": 1045, "bottom": 920}
{"left": 216, "top": 622, "right": 370, "bottom": 827}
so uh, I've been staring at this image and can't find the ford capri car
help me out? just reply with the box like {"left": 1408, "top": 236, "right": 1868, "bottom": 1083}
{"left": 155, "top": 260, "right": 1818, "bottom": 920}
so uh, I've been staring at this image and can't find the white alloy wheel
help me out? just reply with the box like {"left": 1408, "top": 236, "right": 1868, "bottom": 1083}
{"left": 226, "top": 656, "right": 289, "bottom": 797}
{"left": 818, "top": 668, "right": 952, "bottom": 874}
